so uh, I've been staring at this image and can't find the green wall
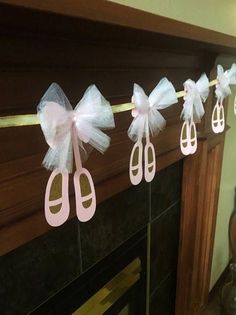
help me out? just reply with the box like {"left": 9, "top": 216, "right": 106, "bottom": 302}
{"left": 110, "top": 0, "right": 236, "bottom": 36}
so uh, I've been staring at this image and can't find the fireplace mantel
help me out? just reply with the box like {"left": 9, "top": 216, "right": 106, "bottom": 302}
{"left": 0, "top": 1, "right": 235, "bottom": 315}
{"left": 1, "top": 0, "right": 236, "bottom": 52}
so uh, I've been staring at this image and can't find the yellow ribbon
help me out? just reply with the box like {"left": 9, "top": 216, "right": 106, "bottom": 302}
{"left": 0, "top": 79, "right": 218, "bottom": 128}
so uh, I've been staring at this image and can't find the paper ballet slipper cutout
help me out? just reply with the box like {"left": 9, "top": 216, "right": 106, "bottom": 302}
{"left": 180, "top": 120, "right": 191, "bottom": 155}
{"left": 219, "top": 102, "right": 225, "bottom": 132}
{"left": 45, "top": 170, "right": 70, "bottom": 227}
{"left": 129, "top": 138, "right": 143, "bottom": 185}
{"left": 212, "top": 100, "right": 225, "bottom": 133}
{"left": 180, "top": 119, "right": 197, "bottom": 155}
{"left": 189, "top": 120, "right": 197, "bottom": 154}
{"left": 144, "top": 125, "right": 156, "bottom": 182}
{"left": 74, "top": 168, "right": 96, "bottom": 222}
{"left": 211, "top": 102, "right": 219, "bottom": 133}
{"left": 72, "top": 125, "right": 96, "bottom": 222}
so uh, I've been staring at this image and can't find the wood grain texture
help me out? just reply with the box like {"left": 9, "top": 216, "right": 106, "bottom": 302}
{"left": 175, "top": 136, "right": 226, "bottom": 315}
{"left": 176, "top": 139, "right": 209, "bottom": 315}
{"left": 196, "top": 142, "right": 225, "bottom": 310}
{"left": 0, "top": 0, "right": 236, "bottom": 53}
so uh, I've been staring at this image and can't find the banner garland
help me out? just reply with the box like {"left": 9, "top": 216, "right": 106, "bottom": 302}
{"left": 0, "top": 63, "right": 236, "bottom": 226}
{"left": 212, "top": 64, "right": 236, "bottom": 133}
{"left": 128, "top": 78, "right": 177, "bottom": 185}
{"left": 180, "top": 74, "right": 209, "bottom": 155}
{"left": 38, "top": 83, "right": 114, "bottom": 226}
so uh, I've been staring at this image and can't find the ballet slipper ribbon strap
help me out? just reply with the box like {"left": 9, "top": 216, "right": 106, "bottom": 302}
{"left": 71, "top": 123, "right": 82, "bottom": 170}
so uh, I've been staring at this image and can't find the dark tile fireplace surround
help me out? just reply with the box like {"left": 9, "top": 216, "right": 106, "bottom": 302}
{"left": 0, "top": 161, "right": 182, "bottom": 315}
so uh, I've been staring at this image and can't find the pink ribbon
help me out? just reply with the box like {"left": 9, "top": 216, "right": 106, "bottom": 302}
{"left": 38, "top": 83, "right": 115, "bottom": 226}
{"left": 38, "top": 83, "right": 115, "bottom": 173}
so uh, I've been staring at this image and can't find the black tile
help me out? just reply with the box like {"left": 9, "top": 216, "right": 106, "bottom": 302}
{"left": 0, "top": 218, "right": 81, "bottom": 315}
{"left": 151, "top": 160, "right": 182, "bottom": 220}
{"left": 150, "top": 202, "right": 180, "bottom": 293}
{"left": 150, "top": 271, "right": 177, "bottom": 315}
{"left": 30, "top": 229, "right": 147, "bottom": 315}
{"left": 80, "top": 181, "right": 149, "bottom": 270}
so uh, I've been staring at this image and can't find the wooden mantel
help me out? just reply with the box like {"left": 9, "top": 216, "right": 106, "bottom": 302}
{"left": 1, "top": 0, "right": 236, "bottom": 52}
{"left": 0, "top": 2, "right": 235, "bottom": 315}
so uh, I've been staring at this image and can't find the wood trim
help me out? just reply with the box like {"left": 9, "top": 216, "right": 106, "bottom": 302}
{"left": 176, "top": 139, "right": 208, "bottom": 315}
{"left": 176, "top": 133, "right": 226, "bottom": 315}
{"left": 1, "top": 0, "right": 236, "bottom": 52}
{"left": 194, "top": 141, "right": 225, "bottom": 310}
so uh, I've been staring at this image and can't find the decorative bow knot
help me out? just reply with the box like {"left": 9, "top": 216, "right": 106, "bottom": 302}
{"left": 128, "top": 78, "right": 178, "bottom": 141}
{"left": 181, "top": 73, "right": 209, "bottom": 123}
{"left": 180, "top": 74, "right": 209, "bottom": 156}
{"left": 211, "top": 64, "right": 236, "bottom": 134}
{"left": 128, "top": 78, "right": 177, "bottom": 185}
{"left": 38, "top": 83, "right": 115, "bottom": 173}
{"left": 38, "top": 83, "right": 115, "bottom": 227}
{"left": 216, "top": 64, "right": 236, "bottom": 100}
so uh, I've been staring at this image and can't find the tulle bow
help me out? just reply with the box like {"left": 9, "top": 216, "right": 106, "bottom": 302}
{"left": 181, "top": 74, "right": 209, "bottom": 123}
{"left": 38, "top": 83, "right": 115, "bottom": 173}
{"left": 128, "top": 78, "right": 178, "bottom": 141}
{"left": 215, "top": 64, "right": 236, "bottom": 100}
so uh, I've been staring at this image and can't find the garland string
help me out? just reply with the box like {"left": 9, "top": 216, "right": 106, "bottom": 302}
{"left": 0, "top": 79, "right": 218, "bottom": 128}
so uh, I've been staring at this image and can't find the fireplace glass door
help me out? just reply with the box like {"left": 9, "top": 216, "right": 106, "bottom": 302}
{"left": 30, "top": 229, "right": 147, "bottom": 315}
{"left": 72, "top": 258, "right": 142, "bottom": 315}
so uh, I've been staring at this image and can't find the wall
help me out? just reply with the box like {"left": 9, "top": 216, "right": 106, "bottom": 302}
{"left": 109, "top": 0, "right": 236, "bottom": 36}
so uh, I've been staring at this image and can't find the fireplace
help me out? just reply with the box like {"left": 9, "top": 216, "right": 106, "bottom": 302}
{"left": 0, "top": 161, "right": 182, "bottom": 315}
{"left": 30, "top": 229, "right": 147, "bottom": 315}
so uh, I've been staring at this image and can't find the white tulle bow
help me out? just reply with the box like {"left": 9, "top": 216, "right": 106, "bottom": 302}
{"left": 181, "top": 74, "right": 209, "bottom": 123}
{"left": 37, "top": 83, "right": 115, "bottom": 173}
{"left": 128, "top": 78, "right": 178, "bottom": 141}
{"left": 215, "top": 64, "right": 236, "bottom": 100}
